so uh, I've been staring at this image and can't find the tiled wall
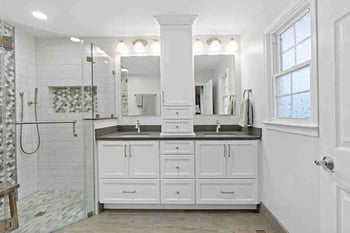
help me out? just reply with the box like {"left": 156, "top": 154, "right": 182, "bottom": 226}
{"left": 0, "top": 22, "right": 16, "bottom": 210}
{"left": 36, "top": 38, "right": 86, "bottom": 191}
{"left": 0, "top": 23, "right": 16, "bottom": 185}
{"left": 15, "top": 28, "right": 39, "bottom": 199}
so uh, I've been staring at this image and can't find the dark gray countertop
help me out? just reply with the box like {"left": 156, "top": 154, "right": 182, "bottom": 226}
{"left": 96, "top": 130, "right": 261, "bottom": 141}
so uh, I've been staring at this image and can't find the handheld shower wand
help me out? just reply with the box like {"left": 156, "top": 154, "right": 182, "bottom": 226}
{"left": 19, "top": 88, "right": 41, "bottom": 155}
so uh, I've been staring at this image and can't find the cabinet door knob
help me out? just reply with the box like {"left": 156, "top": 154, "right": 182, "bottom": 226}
{"left": 176, "top": 166, "right": 180, "bottom": 170}
{"left": 176, "top": 191, "right": 180, "bottom": 195}
{"left": 176, "top": 112, "right": 179, "bottom": 115}
{"left": 176, "top": 146, "right": 179, "bottom": 150}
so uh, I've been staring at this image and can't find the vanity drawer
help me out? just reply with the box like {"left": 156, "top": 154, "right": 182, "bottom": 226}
{"left": 99, "top": 179, "right": 160, "bottom": 204}
{"left": 196, "top": 179, "right": 258, "bottom": 204}
{"left": 160, "top": 141, "right": 194, "bottom": 154}
{"left": 162, "top": 120, "right": 193, "bottom": 133}
{"left": 161, "top": 155, "right": 195, "bottom": 178}
{"left": 161, "top": 179, "right": 195, "bottom": 204}
{"left": 163, "top": 106, "right": 192, "bottom": 119}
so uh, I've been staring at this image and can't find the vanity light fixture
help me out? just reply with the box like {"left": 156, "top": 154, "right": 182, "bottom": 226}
{"left": 150, "top": 40, "right": 160, "bottom": 53}
{"left": 226, "top": 38, "right": 238, "bottom": 52}
{"left": 193, "top": 39, "right": 203, "bottom": 53}
{"left": 70, "top": 37, "right": 81, "bottom": 43}
{"left": 207, "top": 37, "right": 221, "bottom": 52}
{"left": 133, "top": 39, "right": 148, "bottom": 53}
{"left": 32, "top": 11, "right": 48, "bottom": 20}
{"left": 116, "top": 40, "right": 128, "bottom": 54}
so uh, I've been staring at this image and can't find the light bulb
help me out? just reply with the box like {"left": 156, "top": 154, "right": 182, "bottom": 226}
{"left": 193, "top": 39, "right": 203, "bottom": 53}
{"left": 134, "top": 41, "right": 145, "bottom": 53}
{"left": 150, "top": 40, "right": 160, "bottom": 53}
{"left": 116, "top": 40, "right": 128, "bottom": 54}
{"left": 208, "top": 39, "right": 221, "bottom": 52}
{"left": 226, "top": 38, "right": 238, "bottom": 52}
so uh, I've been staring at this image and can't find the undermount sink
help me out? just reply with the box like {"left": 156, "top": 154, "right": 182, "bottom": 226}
{"left": 118, "top": 132, "right": 152, "bottom": 137}
{"left": 203, "top": 132, "right": 240, "bottom": 136}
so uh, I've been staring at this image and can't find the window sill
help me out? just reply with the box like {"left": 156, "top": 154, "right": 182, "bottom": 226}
{"left": 263, "top": 121, "right": 319, "bottom": 137}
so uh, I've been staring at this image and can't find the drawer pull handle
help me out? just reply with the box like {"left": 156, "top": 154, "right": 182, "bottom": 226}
{"left": 122, "top": 190, "right": 136, "bottom": 194}
{"left": 176, "top": 166, "right": 180, "bottom": 170}
{"left": 176, "top": 125, "right": 179, "bottom": 129}
{"left": 176, "top": 191, "right": 180, "bottom": 195}
{"left": 221, "top": 191, "right": 235, "bottom": 194}
{"left": 176, "top": 146, "right": 179, "bottom": 150}
{"left": 124, "top": 144, "right": 127, "bottom": 158}
{"left": 176, "top": 112, "right": 179, "bottom": 115}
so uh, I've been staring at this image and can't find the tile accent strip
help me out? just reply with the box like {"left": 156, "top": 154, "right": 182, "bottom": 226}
{"left": 50, "top": 86, "right": 97, "bottom": 113}
{"left": 0, "top": 22, "right": 16, "bottom": 209}
{"left": 260, "top": 202, "right": 289, "bottom": 233}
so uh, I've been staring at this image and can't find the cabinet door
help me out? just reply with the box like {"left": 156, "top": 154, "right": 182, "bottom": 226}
{"left": 226, "top": 141, "right": 258, "bottom": 178}
{"left": 98, "top": 141, "right": 128, "bottom": 178}
{"left": 160, "top": 26, "right": 194, "bottom": 106}
{"left": 129, "top": 141, "right": 159, "bottom": 178}
{"left": 196, "top": 141, "right": 226, "bottom": 178}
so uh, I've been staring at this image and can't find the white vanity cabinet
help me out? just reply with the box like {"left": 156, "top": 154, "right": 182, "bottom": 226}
{"left": 98, "top": 140, "right": 159, "bottom": 179}
{"left": 196, "top": 140, "right": 258, "bottom": 179}
{"left": 195, "top": 140, "right": 258, "bottom": 205}
{"left": 98, "top": 140, "right": 160, "bottom": 204}
{"left": 98, "top": 139, "right": 259, "bottom": 207}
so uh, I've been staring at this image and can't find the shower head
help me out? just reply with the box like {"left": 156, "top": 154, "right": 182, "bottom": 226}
{"left": 34, "top": 88, "right": 38, "bottom": 104}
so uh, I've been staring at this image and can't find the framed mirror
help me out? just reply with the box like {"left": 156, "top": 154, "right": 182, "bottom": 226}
{"left": 194, "top": 55, "right": 236, "bottom": 115}
{"left": 120, "top": 56, "right": 161, "bottom": 116}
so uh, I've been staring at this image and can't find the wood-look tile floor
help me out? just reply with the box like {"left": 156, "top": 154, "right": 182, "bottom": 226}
{"left": 55, "top": 210, "right": 274, "bottom": 233}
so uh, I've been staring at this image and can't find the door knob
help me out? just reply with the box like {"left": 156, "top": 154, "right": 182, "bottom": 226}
{"left": 315, "top": 156, "right": 335, "bottom": 173}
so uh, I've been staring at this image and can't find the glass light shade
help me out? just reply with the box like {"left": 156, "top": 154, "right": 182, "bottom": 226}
{"left": 209, "top": 39, "right": 221, "bottom": 52}
{"left": 226, "top": 39, "right": 238, "bottom": 52}
{"left": 193, "top": 39, "right": 203, "bottom": 53}
{"left": 133, "top": 41, "right": 145, "bottom": 53}
{"left": 150, "top": 40, "right": 160, "bottom": 53}
{"left": 117, "top": 40, "right": 128, "bottom": 54}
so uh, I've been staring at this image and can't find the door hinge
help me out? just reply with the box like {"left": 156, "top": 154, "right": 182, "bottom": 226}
{"left": 86, "top": 56, "right": 96, "bottom": 64}
{"left": 0, "top": 36, "right": 13, "bottom": 50}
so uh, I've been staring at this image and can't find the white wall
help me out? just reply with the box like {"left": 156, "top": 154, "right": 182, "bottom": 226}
{"left": 15, "top": 28, "right": 38, "bottom": 199}
{"left": 240, "top": 13, "right": 320, "bottom": 233}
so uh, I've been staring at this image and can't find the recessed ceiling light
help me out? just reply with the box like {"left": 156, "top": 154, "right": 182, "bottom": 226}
{"left": 70, "top": 37, "right": 81, "bottom": 43}
{"left": 32, "top": 11, "right": 48, "bottom": 20}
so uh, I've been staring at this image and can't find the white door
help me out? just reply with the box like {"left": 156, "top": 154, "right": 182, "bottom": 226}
{"left": 98, "top": 141, "right": 128, "bottom": 178}
{"left": 226, "top": 141, "right": 257, "bottom": 179}
{"left": 318, "top": 1, "right": 350, "bottom": 232}
{"left": 196, "top": 141, "right": 226, "bottom": 178}
{"left": 129, "top": 141, "right": 159, "bottom": 178}
{"left": 203, "top": 80, "right": 213, "bottom": 114}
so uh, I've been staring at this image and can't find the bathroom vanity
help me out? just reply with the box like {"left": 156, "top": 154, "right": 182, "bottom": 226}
{"left": 96, "top": 128, "right": 260, "bottom": 209}
{"left": 95, "top": 15, "right": 260, "bottom": 210}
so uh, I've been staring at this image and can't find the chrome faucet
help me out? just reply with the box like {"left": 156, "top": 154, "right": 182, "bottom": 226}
{"left": 216, "top": 120, "right": 221, "bottom": 133}
{"left": 135, "top": 120, "right": 141, "bottom": 134}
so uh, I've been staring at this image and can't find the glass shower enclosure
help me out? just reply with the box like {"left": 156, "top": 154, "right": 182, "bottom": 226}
{"left": 0, "top": 18, "right": 116, "bottom": 232}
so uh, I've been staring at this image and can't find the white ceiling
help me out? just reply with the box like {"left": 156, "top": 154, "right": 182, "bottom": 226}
{"left": 0, "top": 0, "right": 297, "bottom": 38}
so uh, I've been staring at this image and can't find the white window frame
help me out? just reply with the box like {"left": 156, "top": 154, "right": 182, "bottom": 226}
{"left": 264, "top": 0, "right": 319, "bottom": 137}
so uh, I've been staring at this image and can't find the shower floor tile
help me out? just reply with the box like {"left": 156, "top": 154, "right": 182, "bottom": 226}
{"left": 5, "top": 189, "right": 84, "bottom": 233}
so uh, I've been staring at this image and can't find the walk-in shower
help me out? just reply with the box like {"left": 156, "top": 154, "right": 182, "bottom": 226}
{"left": 0, "top": 18, "right": 116, "bottom": 233}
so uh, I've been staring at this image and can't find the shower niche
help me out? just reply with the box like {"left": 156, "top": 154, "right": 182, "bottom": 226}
{"left": 49, "top": 86, "right": 97, "bottom": 113}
